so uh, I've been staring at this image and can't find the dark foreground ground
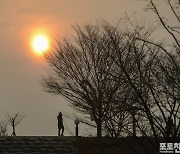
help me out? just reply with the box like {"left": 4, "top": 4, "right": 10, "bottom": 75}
{"left": 0, "top": 136, "right": 158, "bottom": 154}
{"left": 75, "top": 137, "right": 158, "bottom": 154}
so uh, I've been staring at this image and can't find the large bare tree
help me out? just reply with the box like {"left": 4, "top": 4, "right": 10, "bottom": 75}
{"left": 105, "top": 0, "right": 180, "bottom": 151}
{"left": 43, "top": 1, "right": 179, "bottom": 146}
{"left": 43, "top": 25, "right": 125, "bottom": 137}
{"left": 146, "top": 0, "right": 180, "bottom": 142}
{"left": 104, "top": 21, "right": 160, "bottom": 140}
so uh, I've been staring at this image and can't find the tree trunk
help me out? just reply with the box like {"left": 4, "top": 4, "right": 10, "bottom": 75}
{"left": 12, "top": 125, "right": 16, "bottom": 136}
{"left": 97, "top": 120, "right": 102, "bottom": 138}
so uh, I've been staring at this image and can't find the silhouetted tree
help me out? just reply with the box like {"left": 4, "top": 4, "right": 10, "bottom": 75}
{"left": 43, "top": 0, "right": 179, "bottom": 144}
{"left": 105, "top": 0, "right": 180, "bottom": 150}
{"left": 151, "top": 0, "right": 180, "bottom": 143}
{"left": 5, "top": 112, "right": 25, "bottom": 136}
{"left": 137, "top": 0, "right": 180, "bottom": 142}
{"left": 0, "top": 121, "right": 8, "bottom": 136}
{"left": 43, "top": 24, "right": 128, "bottom": 137}
{"left": 105, "top": 22, "right": 160, "bottom": 141}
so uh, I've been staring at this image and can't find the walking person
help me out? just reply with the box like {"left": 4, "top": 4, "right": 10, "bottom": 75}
{"left": 57, "top": 112, "right": 64, "bottom": 136}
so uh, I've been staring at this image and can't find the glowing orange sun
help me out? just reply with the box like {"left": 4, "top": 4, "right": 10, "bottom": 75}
{"left": 32, "top": 34, "right": 49, "bottom": 55}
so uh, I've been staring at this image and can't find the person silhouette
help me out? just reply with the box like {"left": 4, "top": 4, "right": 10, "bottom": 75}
{"left": 57, "top": 112, "right": 64, "bottom": 136}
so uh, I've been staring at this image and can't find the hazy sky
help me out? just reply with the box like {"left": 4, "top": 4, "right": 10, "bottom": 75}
{"left": 0, "top": 0, "right": 168, "bottom": 136}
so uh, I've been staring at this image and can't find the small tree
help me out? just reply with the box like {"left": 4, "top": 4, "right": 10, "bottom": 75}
{"left": 0, "top": 121, "right": 8, "bottom": 136}
{"left": 5, "top": 112, "right": 25, "bottom": 136}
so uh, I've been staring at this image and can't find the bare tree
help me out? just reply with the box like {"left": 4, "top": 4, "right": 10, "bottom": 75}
{"left": 146, "top": 0, "right": 180, "bottom": 47}
{"left": 43, "top": 22, "right": 158, "bottom": 139}
{"left": 5, "top": 112, "right": 25, "bottom": 136}
{"left": 43, "top": 1, "right": 179, "bottom": 143}
{"left": 0, "top": 121, "right": 8, "bottom": 136}
{"left": 139, "top": 0, "right": 180, "bottom": 142}
{"left": 105, "top": 22, "right": 159, "bottom": 132}
{"left": 43, "top": 24, "right": 128, "bottom": 137}
{"left": 104, "top": 0, "right": 180, "bottom": 150}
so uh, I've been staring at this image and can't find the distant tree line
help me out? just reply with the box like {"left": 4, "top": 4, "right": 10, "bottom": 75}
{"left": 43, "top": 0, "right": 179, "bottom": 152}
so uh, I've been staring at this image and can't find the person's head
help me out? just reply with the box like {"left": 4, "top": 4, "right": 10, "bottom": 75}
{"left": 59, "top": 112, "right": 62, "bottom": 116}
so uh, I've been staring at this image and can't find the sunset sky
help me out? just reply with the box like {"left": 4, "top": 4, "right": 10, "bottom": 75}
{"left": 0, "top": 0, "right": 169, "bottom": 136}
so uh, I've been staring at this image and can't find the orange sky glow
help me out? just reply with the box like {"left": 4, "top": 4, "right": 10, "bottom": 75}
{"left": 0, "top": 0, "right": 159, "bottom": 136}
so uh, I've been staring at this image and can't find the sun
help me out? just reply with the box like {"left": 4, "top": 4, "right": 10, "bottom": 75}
{"left": 32, "top": 34, "right": 49, "bottom": 55}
